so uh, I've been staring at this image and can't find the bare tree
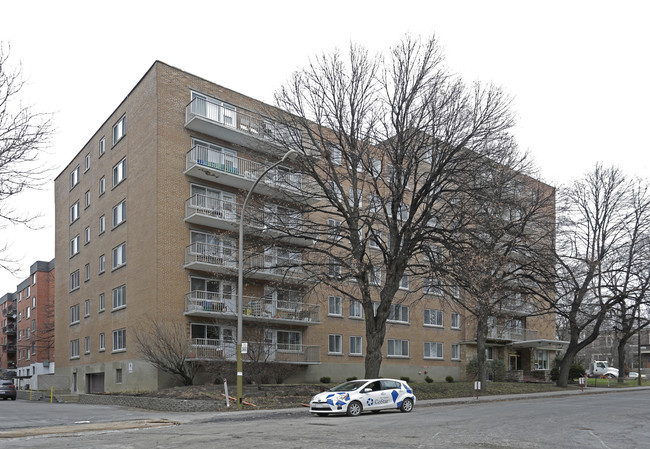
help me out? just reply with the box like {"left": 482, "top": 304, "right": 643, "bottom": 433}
{"left": 271, "top": 35, "right": 529, "bottom": 378}
{"left": 550, "top": 165, "right": 639, "bottom": 387}
{"left": 134, "top": 319, "right": 200, "bottom": 386}
{"left": 0, "top": 43, "right": 53, "bottom": 272}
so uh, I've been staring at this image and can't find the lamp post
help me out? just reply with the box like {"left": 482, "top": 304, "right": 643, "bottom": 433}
{"left": 236, "top": 148, "right": 298, "bottom": 409}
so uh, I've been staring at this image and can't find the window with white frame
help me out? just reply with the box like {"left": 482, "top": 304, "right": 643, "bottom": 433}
{"left": 350, "top": 336, "right": 363, "bottom": 355}
{"left": 369, "top": 194, "right": 382, "bottom": 213}
{"left": 191, "top": 231, "right": 236, "bottom": 264}
{"left": 370, "top": 266, "right": 382, "bottom": 286}
{"left": 191, "top": 184, "right": 236, "bottom": 220}
{"left": 112, "top": 328, "right": 126, "bottom": 351}
{"left": 112, "top": 115, "right": 126, "bottom": 145}
{"left": 99, "top": 332, "right": 105, "bottom": 351}
{"left": 328, "top": 296, "right": 342, "bottom": 316}
{"left": 99, "top": 137, "right": 105, "bottom": 157}
{"left": 388, "top": 304, "right": 409, "bottom": 323}
{"left": 424, "top": 309, "right": 443, "bottom": 327}
{"left": 452, "top": 344, "right": 460, "bottom": 360}
{"left": 368, "top": 231, "right": 383, "bottom": 249}
{"left": 328, "top": 257, "right": 341, "bottom": 277}
{"left": 84, "top": 226, "right": 91, "bottom": 244}
{"left": 70, "top": 339, "right": 79, "bottom": 358}
{"left": 348, "top": 187, "right": 362, "bottom": 208}
{"left": 70, "top": 304, "right": 80, "bottom": 324}
{"left": 399, "top": 274, "right": 409, "bottom": 290}
{"left": 70, "top": 270, "right": 80, "bottom": 291}
{"left": 112, "top": 242, "right": 126, "bottom": 269}
{"left": 84, "top": 299, "right": 90, "bottom": 317}
{"left": 85, "top": 190, "right": 90, "bottom": 208}
{"left": 70, "top": 235, "right": 80, "bottom": 257}
{"left": 99, "top": 176, "right": 106, "bottom": 195}
{"left": 424, "top": 342, "right": 443, "bottom": 359}
{"left": 276, "top": 330, "right": 301, "bottom": 351}
{"left": 113, "top": 157, "right": 126, "bottom": 186}
{"left": 112, "top": 200, "right": 126, "bottom": 227}
{"left": 99, "top": 254, "right": 105, "bottom": 274}
{"left": 70, "top": 201, "right": 80, "bottom": 223}
{"left": 535, "top": 350, "right": 550, "bottom": 370}
{"left": 387, "top": 339, "right": 409, "bottom": 357}
{"left": 486, "top": 347, "right": 494, "bottom": 360}
{"left": 99, "top": 293, "right": 105, "bottom": 311}
{"left": 112, "top": 285, "right": 126, "bottom": 309}
{"left": 84, "top": 336, "right": 90, "bottom": 354}
{"left": 330, "top": 146, "right": 342, "bottom": 165}
{"left": 264, "top": 203, "right": 302, "bottom": 230}
{"left": 328, "top": 334, "right": 342, "bottom": 354}
{"left": 424, "top": 277, "right": 443, "bottom": 296}
{"left": 70, "top": 166, "right": 79, "bottom": 189}
{"left": 349, "top": 300, "right": 362, "bottom": 318}
{"left": 451, "top": 312, "right": 460, "bottom": 329}
{"left": 99, "top": 215, "right": 106, "bottom": 234}
{"left": 327, "top": 180, "right": 343, "bottom": 201}
{"left": 370, "top": 158, "right": 381, "bottom": 177}
{"left": 84, "top": 263, "right": 90, "bottom": 281}
{"left": 328, "top": 218, "right": 342, "bottom": 241}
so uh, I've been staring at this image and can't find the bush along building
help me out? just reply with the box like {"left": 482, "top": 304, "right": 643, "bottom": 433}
{"left": 1, "top": 260, "right": 55, "bottom": 388}
{"left": 54, "top": 61, "right": 562, "bottom": 393}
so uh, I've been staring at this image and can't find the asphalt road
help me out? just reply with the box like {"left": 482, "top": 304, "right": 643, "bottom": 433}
{"left": 2, "top": 389, "right": 649, "bottom": 448}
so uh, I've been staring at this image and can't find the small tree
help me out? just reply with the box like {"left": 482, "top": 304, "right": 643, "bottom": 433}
{"left": 134, "top": 319, "right": 199, "bottom": 386}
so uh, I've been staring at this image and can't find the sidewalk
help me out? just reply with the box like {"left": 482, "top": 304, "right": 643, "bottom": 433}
{"left": 2, "top": 386, "right": 649, "bottom": 439}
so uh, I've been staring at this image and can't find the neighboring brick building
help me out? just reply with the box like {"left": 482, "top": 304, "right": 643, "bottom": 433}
{"left": 1, "top": 260, "right": 55, "bottom": 388}
{"left": 54, "top": 61, "right": 561, "bottom": 393}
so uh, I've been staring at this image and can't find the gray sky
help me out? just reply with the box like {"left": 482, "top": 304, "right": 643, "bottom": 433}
{"left": 1, "top": 0, "right": 648, "bottom": 290}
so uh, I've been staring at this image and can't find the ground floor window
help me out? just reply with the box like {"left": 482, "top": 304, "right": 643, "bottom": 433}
{"left": 328, "top": 334, "right": 342, "bottom": 354}
{"left": 535, "top": 350, "right": 550, "bottom": 370}
{"left": 387, "top": 339, "right": 409, "bottom": 357}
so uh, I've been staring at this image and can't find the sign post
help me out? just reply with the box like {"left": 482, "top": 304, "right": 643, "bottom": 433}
{"left": 474, "top": 381, "right": 481, "bottom": 399}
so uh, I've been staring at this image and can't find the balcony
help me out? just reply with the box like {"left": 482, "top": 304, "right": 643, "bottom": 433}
{"left": 2, "top": 323, "right": 16, "bottom": 335}
{"left": 184, "top": 291, "right": 320, "bottom": 325}
{"left": 488, "top": 326, "right": 538, "bottom": 342}
{"left": 1, "top": 344, "right": 17, "bottom": 353}
{"left": 184, "top": 245, "right": 311, "bottom": 284}
{"left": 184, "top": 194, "right": 314, "bottom": 247}
{"left": 498, "top": 298, "right": 536, "bottom": 316}
{"left": 185, "top": 96, "right": 301, "bottom": 154}
{"left": 2, "top": 305, "right": 16, "bottom": 317}
{"left": 186, "top": 339, "right": 320, "bottom": 364}
{"left": 184, "top": 145, "right": 319, "bottom": 203}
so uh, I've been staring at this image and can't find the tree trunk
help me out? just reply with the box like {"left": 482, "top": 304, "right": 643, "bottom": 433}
{"left": 365, "top": 326, "right": 385, "bottom": 378}
{"left": 557, "top": 348, "right": 577, "bottom": 387}
{"left": 616, "top": 336, "right": 629, "bottom": 384}
{"left": 476, "top": 317, "right": 488, "bottom": 388}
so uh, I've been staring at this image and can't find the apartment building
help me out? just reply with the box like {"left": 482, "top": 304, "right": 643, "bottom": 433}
{"left": 1, "top": 260, "right": 55, "bottom": 388}
{"left": 54, "top": 61, "right": 561, "bottom": 393}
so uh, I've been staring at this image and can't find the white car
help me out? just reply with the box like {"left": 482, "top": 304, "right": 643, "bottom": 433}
{"left": 628, "top": 372, "right": 647, "bottom": 379}
{"left": 309, "top": 378, "right": 416, "bottom": 416}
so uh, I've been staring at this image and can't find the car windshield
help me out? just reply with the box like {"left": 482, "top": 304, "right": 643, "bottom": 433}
{"left": 329, "top": 380, "right": 368, "bottom": 392}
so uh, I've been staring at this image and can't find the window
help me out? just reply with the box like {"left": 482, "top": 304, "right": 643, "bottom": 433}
{"left": 276, "top": 330, "right": 301, "bottom": 351}
{"left": 70, "top": 270, "right": 80, "bottom": 291}
{"left": 369, "top": 232, "right": 382, "bottom": 249}
{"left": 370, "top": 266, "right": 381, "bottom": 286}
{"left": 369, "top": 194, "right": 382, "bottom": 213}
{"left": 348, "top": 187, "right": 362, "bottom": 208}
{"left": 99, "top": 254, "right": 105, "bottom": 274}
{"left": 330, "top": 146, "right": 342, "bottom": 165}
{"left": 388, "top": 304, "right": 409, "bottom": 323}
{"left": 99, "top": 176, "right": 106, "bottom": 195}
{"left": 452, "top": 344, "right": 460, "bottom": 360}
{"left": 70, "top": 304, "right": 80, "bottom": 324}
{"left": 84, "top": 226, "right": 91, "bottom": 244}
{"left": 112, "top": 200, "right": 126, "bottom": 227}
{"left": 112, "top": 242, "right": 126, "bottom": 269}
{"left": 99, "top": 333, "right": 105, "bottom": 351}
{"left": 349, "top": 300, "right": 362, "bottom": 319}
{"left": 424, "top": 309, "right": 443, "bottom": 327}
{"left": 115, "top": 368, "right": 123, "bottom": 383}
{"left": 328, "top": 218, "right": 342, "bottom": 241}
{"left": 70, "top": 166, "right": 80, "bottom": 189}
{"left": 99, "top": 215, "right": 106, "bottom": 234}
{"left": 26, "top": 307, "right": 30, "bottom": 319}
{"left": 328, "top": 296, "right": 342, "bottom": 316}
{"left": 113, "top": 115, "right": 126, "bottom": 145}
{"left": 85, "top": 190, "right": 91, "bottom": 208}
{"left": 424, "top": 277, "right": 443, "bottom": 296}
{"left": 399, "top": 274, "right": 409, "bottom": 290}
{"left": 99, "top": 137, "right": 105, "bottom": 156}
{"left": 70, "top": 235, "right": 80, "bottom": 257}
{"left": 387, "top": 339, "right": 409, "bottom": 357}
{"left": 370, "top": 158, "right": 381, "bottom": 177}
{"left": 263, "top": 203, "right": 303, "bottom": 230}
{"left": 535, "top": 350, "right": 550, "bottom": 370}
{"left": 350, "top": 336, "right": 363, "bottom": 356}
{"left": 99, "top": 293, "right": 105, "bottom": 311}
{"left": 113, "top": 158, "right": 126, "bottom": 187}
{"left": 32, "top": 297, "right": 36, "bottom": 308}
{"left": 84, "top": 263, "right": 90, "bottom": 281}
{"left": 451, "top": 312, "right": 460, "bottom": 329}
{"left": 486, "top": 347, "right": 494, "bottom": 360}
{"left": 113, "top": 328, "right": 126, "bottom": 351}
{"left": 424, "top": 342, "right": 444, "bottom": 359}
{"left": 84, "top": 336, "right": 90, "bottom": 354}
{"left": 328, "top": 334, "right": 342, "bottom": 354}
{"left": 112, "top": 285, "right": 126, "bottom": 309}
{"left": 84, "top": 153, "right": 90, "bottom": 171}
{"left": 70, "top": 201, "right": 80, "bottom": 223}
{"left": 328, "top": 257, "right": 341, "bottom": 278}
{"left": 70, "top": 339, "right": 80, "bottom": 358}
{"left": 451, "top": 285, "right": 460, "bottom": 299}
{"left": 84, "top": 299, "right": 90, "bottom": 317}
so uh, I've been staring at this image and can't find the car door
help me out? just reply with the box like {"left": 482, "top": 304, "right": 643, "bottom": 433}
{"left": 359, "top": 381, "right": 385, "bottom": 411}
{"left": 379, "top": 380, "right": 403, "bottom": 409}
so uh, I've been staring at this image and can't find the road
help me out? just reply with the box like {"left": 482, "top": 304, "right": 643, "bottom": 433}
{"left": 2, "top": 389, "right": 649, "bottom": 448}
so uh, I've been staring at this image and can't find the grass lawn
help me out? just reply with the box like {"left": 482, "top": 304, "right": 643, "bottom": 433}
{"left": 411, "top": 381, "right": 572, "bottom": 400}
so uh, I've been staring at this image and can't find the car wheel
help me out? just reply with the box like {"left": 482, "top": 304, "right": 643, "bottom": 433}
{"left": 400, "top": 398, "right": 414, "bottom": 413}
{"left": 346, "top": 400, "right": 362, "bottom": 416}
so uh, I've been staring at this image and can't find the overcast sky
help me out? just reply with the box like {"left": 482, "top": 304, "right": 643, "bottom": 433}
{"left": 1, "top": 0, "right": 648, "bottom": 291}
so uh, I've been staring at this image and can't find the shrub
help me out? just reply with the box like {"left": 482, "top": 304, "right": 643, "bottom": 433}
{"left": 346, "top": 376, "right": 358, "bottom": 381}
{"left": 425, "top": 376, "right": 434, "bottom": 383}
{"left": 569, "top": 362, "right": 586, "bottom": 381}
{"left": 400, "top": 376, "right": 410, "bottom": 382}
{"left": 488, "top": 359, "right": 506, "bottom": 382}
{"left": 466, "top": 357, "right": 479, "bottom": 380}
{"left": 445, "top": 375, "right": 454, "bottom": 383}
{"left": 550, "top": 367, "right": 560, "bottom": 382}
{"left": 320, "top": 376, "right": 331, "bottom": 384}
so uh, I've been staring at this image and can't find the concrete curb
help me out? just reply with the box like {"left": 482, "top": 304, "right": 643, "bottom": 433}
{"left": 0, "top": 419, "right": 179, "bottom": 439}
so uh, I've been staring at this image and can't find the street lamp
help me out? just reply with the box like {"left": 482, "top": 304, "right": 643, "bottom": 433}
{"left": 236, "top": 148, "right": 298, "bottom": 409}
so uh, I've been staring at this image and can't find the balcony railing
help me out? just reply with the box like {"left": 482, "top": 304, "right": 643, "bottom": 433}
{"left": 2, "top": 323, "right": 16, "bottom": 335}
{"left": 187, "top": 339, "right": 320, "bottom": 364}
{"left": 1, "top": 344, "right": 17, "bottom": 353}
{"left": 2, "top": 305, "right": 15, "bottom": 317}
{"left": 488, "top": 326, "right": 538, "bottom": 341}
{"left": 184, "top": 291, "right": 320, "bottom": 323}
{"left": 185, "top": 97, "right": 302, "bottom": 150}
